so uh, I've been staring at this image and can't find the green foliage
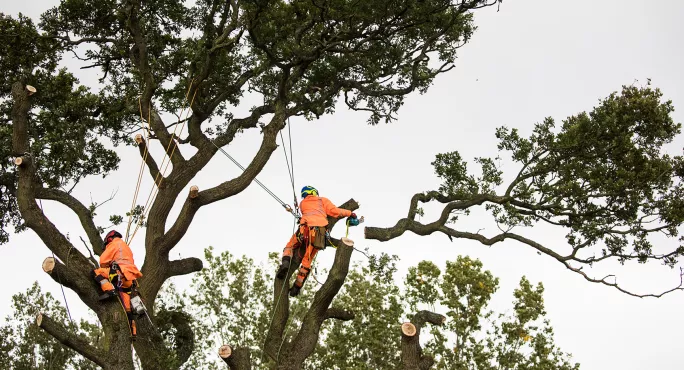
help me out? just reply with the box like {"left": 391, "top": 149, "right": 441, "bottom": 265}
{"left": 401, "top": 258, "right": 577, "bottom": 370}
{"left": 155, "top": 247, "right": 292, "bottom": 369}
{"left": 0, "top": 282, "right": 99, "bottom": 370}
{"left": 309, "top": 254, "right": 404, "bottom": 370}
{"left": 2, "top": 0, "right": 497, "bottom": 247}
{"left": 0, "top": 13, "right": 123, "bottom": 245}
{"left": 8, "top": 250, "right": 576, "bottom": 370}
{"left": 312, "top": 254, "right": 577, "bottom": 370}
{"left": 433, "top": 83, "right": 684, "bottom": 267}
{"left": 485, "top": 278, "right": 578, "bottom": 370}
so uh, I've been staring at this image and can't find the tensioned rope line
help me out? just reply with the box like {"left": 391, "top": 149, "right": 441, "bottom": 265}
{"left": 258, "top": 118, "right": 300, "bottom": 365}
{"left": 208, "top": 139, "right": 300, "bottom": 219}
{"left": 279, "top": 117, "right": 298, "bottom": 214}
{"left": 125, "top": 79, "right": 196, "bottom": 244}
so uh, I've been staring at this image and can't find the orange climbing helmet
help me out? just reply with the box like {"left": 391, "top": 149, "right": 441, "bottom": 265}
{"left": 104, "top": 230, "right": 123, "bottom": 247}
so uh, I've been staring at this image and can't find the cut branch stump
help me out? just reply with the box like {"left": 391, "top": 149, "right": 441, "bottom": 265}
{"left": 401, "top": 322, "right": 417, "bottom": 337}
{"left": 189, "top": 185, "right": 199, "bottom": 199}
{"left": 42, "top": 257, "right": 56, "bottom": 274}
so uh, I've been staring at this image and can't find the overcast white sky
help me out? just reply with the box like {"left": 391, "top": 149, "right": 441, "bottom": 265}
{"left": 3, "top": 1, "right": 684, "bottom": 369}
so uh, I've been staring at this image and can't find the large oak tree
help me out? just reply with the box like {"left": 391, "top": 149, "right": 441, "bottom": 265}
{"left": 3, "top": 0, "right": 683, "bottom": 369}
{"left": 2, "top": 0, "right": 504, "bottom": 369}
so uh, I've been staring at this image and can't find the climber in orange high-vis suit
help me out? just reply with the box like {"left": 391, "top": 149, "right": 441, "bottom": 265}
{"left": 92, "top": 230, "right": 143, "bottom": 339}
{"left": 277, "top": 185, "right": 357, "bottom": 297}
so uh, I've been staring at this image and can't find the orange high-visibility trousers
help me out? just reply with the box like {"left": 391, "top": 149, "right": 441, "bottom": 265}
{"left": 282, "top": 225, "right": 322, "bottom": 288}
{"left": 93, "top": 268, "right": 137, "bottom": 337}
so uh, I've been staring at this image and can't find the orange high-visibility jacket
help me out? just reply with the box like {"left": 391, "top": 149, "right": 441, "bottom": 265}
{"left": 299, "top": 196, "right": 352, "bottom": 227}
{"left": 100, "top": 237, "right": 143, "bottom": 281}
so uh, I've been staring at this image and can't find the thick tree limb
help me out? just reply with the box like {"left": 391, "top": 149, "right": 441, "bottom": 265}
{"left": 280, "top": 201, "right": 359, "bottom": 368}
{"left": 42, "top": 257, "right": 100, "bottom": 309}
{"left": 36, "top": 313, "right": 107, "bottom": 368}
{"left": 135, "top": 135, "right": 162, "bottom": 184}
{"left": 167, "top": 257, "right": 204, "bottom": 277}
{"left": 213, "top": 104, "right": 275, "bottom": 148}
{"left": 400, "top": 311, "right": 446, "bottom": 370}
{"left": 219, "top": 345, "right": 252, "bottom": 370}
{"left": 366, "top": 190, "right": 684, "bottom": 298}
{"left": 11, "top": 83, "right": 96, "bottom": 302}
{"left": 36, "top": 187, "right": 104, "bottom": 255}
{"left": 282, "top": 238, "right": 355, "bottom": 368}
{"left": 413, "top": 310, "right": 447, "bottom": 328}
{"left": 324, "top": 307, "right": 355, "bottom": 321}
{"left": 157, "top": 106, "right": 287, "bottom": 252}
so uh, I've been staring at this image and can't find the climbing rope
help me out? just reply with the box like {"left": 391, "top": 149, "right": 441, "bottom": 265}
{"left": 52, "top": 253, "right": 74, "bottom": 324}
{"left": 37, "top": 199, "right": 74, "bottom": 324}
{"left": 127, "top": 83, "right": 198, "bottom": 246}
{"left": 261, "top": 218, "right": 296, "bottom": 366}
{"left": 125, "top": 99, "right": 152, "bottom": 241}
{"left": 279, "top": 117, "right": 298, "bottom": 216}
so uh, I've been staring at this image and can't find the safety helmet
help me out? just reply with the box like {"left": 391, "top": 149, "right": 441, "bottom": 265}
{"left": 103, "top": 230, "right": 123, "bottom": 247}
{"left": 301, "top": 185, "right": 318, "bottom": 198}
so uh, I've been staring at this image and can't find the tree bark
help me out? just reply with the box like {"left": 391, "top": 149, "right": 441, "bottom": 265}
{"left": 220, "top": 345, "right": 252, "bottom": 370}
{"left": 36, "top": 313, "right": 107, "bottom": 368}
{"left": 261, "top": 199, "right": 359, "bottom": 370}
{"left": 400, "top": 311, "right": 446, "bottom": 370}
{"left": 12, "top": 82, "right": 136, "bottom": 370}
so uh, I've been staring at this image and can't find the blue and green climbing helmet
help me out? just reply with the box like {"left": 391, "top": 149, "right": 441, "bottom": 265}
{"left": 301, "top": 185, "right": 318, "bottom": 198}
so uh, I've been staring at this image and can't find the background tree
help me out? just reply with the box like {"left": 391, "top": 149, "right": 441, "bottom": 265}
{"left": 0, "top": 283, "right": 100, "bottom": 370}
{"left": 3, "top": 0, "right": 503, "bottom": 368}
{"left": 5, "top": 248, "right": 577, "bottom": 370}
{"left": 365, "top": 83, "right": 684, "bottom": 298}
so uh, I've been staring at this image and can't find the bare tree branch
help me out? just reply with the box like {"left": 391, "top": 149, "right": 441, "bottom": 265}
{"left": 35, "top": 186, "right": 104, "bottom": 255}
{"left": 167, "top": 257, "right": 204, "bottom": 278}
{"left": 157, "top": 105, "right": 287, "bottom": 253}
{"left": 365, "top": 191, "right": 684, "bottom": 298}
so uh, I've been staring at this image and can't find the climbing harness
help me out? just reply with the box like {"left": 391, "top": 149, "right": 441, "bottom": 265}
{"left": 271, "top": 214, "right": 364, "bottom": 362}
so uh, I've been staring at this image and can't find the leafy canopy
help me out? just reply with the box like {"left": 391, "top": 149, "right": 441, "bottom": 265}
{"left": 6, "top": 249, "right": 576, "bottom": 369}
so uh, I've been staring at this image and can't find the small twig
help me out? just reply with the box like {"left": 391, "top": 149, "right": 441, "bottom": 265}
{"left": 80, "top": 236, "right": 99, "bottom": 267}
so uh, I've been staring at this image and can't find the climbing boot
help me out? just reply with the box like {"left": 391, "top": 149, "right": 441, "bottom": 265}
{"left": 98, "top": 290, "right": 117, "bottom": 301}
{"left": 289, "top": 284, "right": 301, "bottom": 297}
{"left": 276, "top": 256, "right": 291, "bottom": 279}
{"left": 130, "top": 320, "right": 137, "bottom": 341}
